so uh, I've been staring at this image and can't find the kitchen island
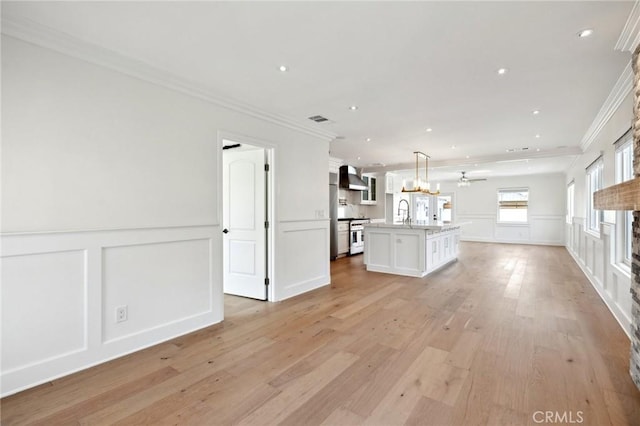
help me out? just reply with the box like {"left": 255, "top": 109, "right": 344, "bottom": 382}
{"left": 363, "top": 223, "right": 461, "bottom": 277}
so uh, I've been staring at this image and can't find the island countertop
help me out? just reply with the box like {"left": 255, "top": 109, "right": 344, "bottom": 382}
{"left": 364, "top": 222, "right": 467, "bottom": 233}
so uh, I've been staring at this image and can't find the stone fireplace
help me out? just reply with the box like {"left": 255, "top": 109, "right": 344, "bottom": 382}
{"left": 629, "top": 46, "right": 640, "bottom": 391}
{"left": 595, "top": 46, "right": 640, "bottom": 391}
{"left": 633, "top": 210, "right": 639, "bottom": 389}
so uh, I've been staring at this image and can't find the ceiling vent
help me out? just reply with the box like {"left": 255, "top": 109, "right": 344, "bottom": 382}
{"left": 506, "top": 147, "right": 529, "bottom": 153}
{"left": 308, "top": 115, "right": 330, "bottom": 123}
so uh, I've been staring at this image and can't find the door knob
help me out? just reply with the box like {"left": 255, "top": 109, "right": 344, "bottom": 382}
{"left": 222, "top": 228, "right": 229, "bottom": 234}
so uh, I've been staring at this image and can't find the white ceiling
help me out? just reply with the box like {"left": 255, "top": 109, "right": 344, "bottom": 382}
{"left": 2, "top": 1, "right": 634, "bottom": 177}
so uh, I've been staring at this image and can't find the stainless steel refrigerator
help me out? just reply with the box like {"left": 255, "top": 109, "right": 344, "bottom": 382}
{"left": 329, "top": 172, "right": 338, "bottom": 260}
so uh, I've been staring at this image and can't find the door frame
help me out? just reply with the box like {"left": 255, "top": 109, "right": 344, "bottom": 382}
{"left": 218, "top": 131, "right": 275, "bottom": 303}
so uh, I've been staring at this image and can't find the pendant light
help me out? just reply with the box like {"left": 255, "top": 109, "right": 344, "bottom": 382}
{"left": 401, "top": 151, "right": 440, "bottom": 195}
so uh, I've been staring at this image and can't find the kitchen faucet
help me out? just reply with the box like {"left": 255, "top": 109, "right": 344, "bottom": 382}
{"left": 398, "top": 199, "right": 410, "bottom": 224}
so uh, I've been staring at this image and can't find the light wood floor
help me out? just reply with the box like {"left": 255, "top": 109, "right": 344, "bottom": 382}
{"left": 2, "top": 242, "right": 640, "bottom": 425}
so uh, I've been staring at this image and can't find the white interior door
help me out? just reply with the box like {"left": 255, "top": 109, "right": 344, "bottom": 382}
{"left": 223, "top": 146, "right": 266, "bottom": 300}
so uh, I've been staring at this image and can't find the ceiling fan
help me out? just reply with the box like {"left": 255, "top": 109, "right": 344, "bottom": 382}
{"left": 458, "top": 171, "right": 487, "bottom": 187}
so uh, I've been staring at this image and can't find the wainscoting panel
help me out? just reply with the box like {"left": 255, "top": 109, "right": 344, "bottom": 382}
{"left": 0, "top": 225, "right": 222, "bottom": 397}
{"left": 275, "top": 220, "right": 330, "bottom": 301}
{"left": 102, "top": 238, "right": 212, "bottom": 343}
{"left": 458, "top": 214, "right": 564, "bottom": 245}
{"left": 566, "top": 218, "right": 632, "bottom": 337}
{"left": 530, "top": 215, "right": 566, "bottom": 244}
{"left": 494, "top": 225, "right": 531, "bottom": 243}
{"left": 457, "top": 214, "right": 494, "bottom": 241}
{"left": 1, "top": 250, "right": 87, "bottom": 372}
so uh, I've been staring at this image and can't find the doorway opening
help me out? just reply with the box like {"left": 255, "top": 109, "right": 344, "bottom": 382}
{"left": 221, "top": 138, "right": 272, "bottom": 301}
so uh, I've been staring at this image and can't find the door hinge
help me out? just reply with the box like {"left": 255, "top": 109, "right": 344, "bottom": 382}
{"left": 264, "top": 277, "right": 270, "bottom": 286}
{"left": 264, "top": 164, "right": 270, "bottom": 172}
{"left": 265, "top": 221, "right": 269, "bottom": 229}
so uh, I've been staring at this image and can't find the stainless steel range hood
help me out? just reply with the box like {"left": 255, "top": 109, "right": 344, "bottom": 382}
{"left": 339, "top": 165, "right": 367, "bottom": 191}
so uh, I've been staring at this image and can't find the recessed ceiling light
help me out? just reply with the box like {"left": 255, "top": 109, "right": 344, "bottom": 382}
{"left": 533, "top": 110, "right": 540, "bottom": 115}
{"left": 357, "top": 156, "right": 361, "bottom": 160}
{"left": 451, "top": 145, "right": 456, "bottom": 149}
{"left": 349, "top": 105, "right": 358, "bottom": 111}
{"left": 578, "top": 29, "right": 594, "bottom": 38}
{"left": 466, "top": 155, "right": 470, "bottom": 159}
{"left": 426, "top": 128, "right": 433, "bottom": 132}
{"left": 536, "top": 148, "right": 541, "bottom": 152}
{"left": 535, "top": 134, "right": 541, "bottom": 138}
{"left": 366, "top": 138, "right": 371, "bottom": 142}
{"left": 279, "top": 65, "right": 288, "bottom": 72}
{"left": 497, "top": 68, "right": 508, "bottom": 75}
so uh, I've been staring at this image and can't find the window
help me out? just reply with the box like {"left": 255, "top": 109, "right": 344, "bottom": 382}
{"left": 498, "top": 188, "right": 528, "bottom": 223}
{"left": 438, "top": 195, "right": 452, "bottom": 223}
{"left": 586, "top": 157, "right": 603, "bottom": 233}
{"left": 566, "top": 181, "right": 575, "bottom": 224}
{"left": 615, "top": 135, "right": 634, "bottom": 264}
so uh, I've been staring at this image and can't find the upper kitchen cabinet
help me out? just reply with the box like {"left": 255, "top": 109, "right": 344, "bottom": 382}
{"left": 360, "top": 174, "right": 377, "bottom": 205}
{"left": 385, "top": 172, "right": 397, "bottom": 194}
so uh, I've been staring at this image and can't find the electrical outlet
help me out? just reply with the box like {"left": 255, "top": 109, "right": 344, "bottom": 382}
{"left": 116, "top": 305, "right": 128, "bottom": 323}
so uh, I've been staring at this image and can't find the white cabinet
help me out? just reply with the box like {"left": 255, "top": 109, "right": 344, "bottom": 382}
{"left": 365, "top": 224, "right": 460, "bottom": 277}
{"left": 425, "top": 229, "right": 459, "bottom": 274}
{"left": 385, "top": 173, "right": 395, "bottom": 194}
{"left": 338, "top": 222, "right": 350, "bottom": 255}
{"left": 360, "top": 174, "right": 377, "bottom": 205}
{"left": 427, "top": 236, "right": 441, "bottom": 270}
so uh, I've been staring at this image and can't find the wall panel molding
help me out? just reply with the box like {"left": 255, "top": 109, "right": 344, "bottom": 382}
{"left": 565, "top": 220, "right": 632, "bottom": 338}
{"left": 0, "top": 225, "right": 222, "bottom": 397}
{"left": 274, "top": 220, "right": 330, "bottom": 301}
{"left": 456, "top": 214, "right": 564, "bottom": 246}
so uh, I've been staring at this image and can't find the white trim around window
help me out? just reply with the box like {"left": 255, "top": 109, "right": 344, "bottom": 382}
{"left": 615, "top": 135, "right": 634, "bottom": 267}
{"left": 566, "top": 181, "right": 575, "bottom": 224}
{"left": 497, "top": 188, "right": 529, "bottom": 224}
{"left": 586, "top": 156, "right": 603, "bottom": 234}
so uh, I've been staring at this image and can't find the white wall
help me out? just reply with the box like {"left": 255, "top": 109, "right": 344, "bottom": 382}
{"left": 564, "top": 91, "right": 633, "bottom": 336}
{"left": 439, "top": 173, "right": 566, "bottom": 245}
{"left": 1, "top": 34, "right": 330, "bottom": 396}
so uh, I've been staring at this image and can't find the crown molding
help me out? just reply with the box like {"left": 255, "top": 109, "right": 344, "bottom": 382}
{"left": 1, "top": 14, "right": 337, "bottom": 142}
{"left": 616, "top": 1, "right": 640, "bottom": 52}
{"left": 362, "top": 146, "right": 582, "bottom": 175}
{"left": 579, "top": 61, "right": 633, "bottom": 152}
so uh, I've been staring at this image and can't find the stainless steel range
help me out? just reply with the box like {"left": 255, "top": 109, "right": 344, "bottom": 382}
{"left": 349, "top": 218, "right": 370, "bottom": 255}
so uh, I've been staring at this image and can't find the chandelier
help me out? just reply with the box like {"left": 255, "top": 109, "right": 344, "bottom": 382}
{"left": 401, "top": 151, "right": 440, "bottom": 195}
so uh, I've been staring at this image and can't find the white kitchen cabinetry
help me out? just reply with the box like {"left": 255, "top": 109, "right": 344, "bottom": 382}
{"left": 338, "top": 222, "right": 350, "bottom": 255}
{"left": 427, "top": 235, "right": 441, "bottom": 270}
{"left": 385, "top": 173, "right": 395, "bottom": 194}
{"left": 364, "top": 224, "right": 461, "bottom": 277}
{"left": 425, "top": 230, "right": 459, "bottom": 273}
{"left": 360, "top": 174, "right": 377, "bottom": 205}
